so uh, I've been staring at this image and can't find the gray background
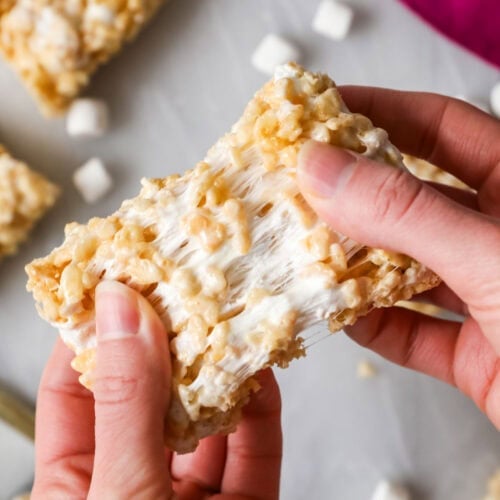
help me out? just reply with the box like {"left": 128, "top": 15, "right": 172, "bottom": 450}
{"left": 0, "top": 0, "right": 499, "bottom": 498}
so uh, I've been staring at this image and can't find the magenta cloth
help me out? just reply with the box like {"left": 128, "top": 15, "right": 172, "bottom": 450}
{"left": 400, "top": 0, "right": 500, "bottom": 68}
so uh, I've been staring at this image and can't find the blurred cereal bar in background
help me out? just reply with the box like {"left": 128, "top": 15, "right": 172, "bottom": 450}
{"left": 0, "top": 0, "right": 165, "bottom": 116}
{"left": 0, "top": 145, "right": 58, "bottom": 258}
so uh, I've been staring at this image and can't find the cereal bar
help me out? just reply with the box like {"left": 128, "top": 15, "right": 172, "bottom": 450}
{"left": 0, "top": 145, "right": 58, "bottom": 258}
{"left": 26, "top": 64, "right": 440, "bottom": 452}
{"left": 0, "top": 0, "right": 165, "bottom": 115}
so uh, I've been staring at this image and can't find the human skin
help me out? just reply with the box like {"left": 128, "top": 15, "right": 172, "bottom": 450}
{"left": 31, "top": 281, "right": 282, "bottom": 500}
{"left": 31, "top": 88, "right": 499, "bottom": 498}
{"left": 297, "top": 87, "right": 500, "bottom": 429}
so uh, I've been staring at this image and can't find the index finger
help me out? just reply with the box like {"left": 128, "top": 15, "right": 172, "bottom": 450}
{"left": 220, "top": 369, "right": 282, "bottom": 500}
{"left": 33, "top": 339, "right": 94, "bottom": 496}
{"left": 339, "top": 86, "right": 500, "bottom": 214}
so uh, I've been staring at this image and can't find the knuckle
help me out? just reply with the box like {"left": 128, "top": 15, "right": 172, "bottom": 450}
{"left": 417, "top": 96, "right": 450, "bottom": 161}
{"left": 400, "top": 323, "right": 421, "bottom": 368}
{"left": 40, "top": 378, "right": 91, "bottom": 400}
{"left": 93, "top": 374, "right": 140, "bottom": 406}
{"left": 229, "top": 442, "right": 283, "bottom": 462}
{"left": 33, "top": 453, "right": 92, "bottom": 499}
{"left": 371, "top": 169, "right": 426, "bottom": 226}
{"left": 463, "top": 222, "right": 500, "bottom": 306}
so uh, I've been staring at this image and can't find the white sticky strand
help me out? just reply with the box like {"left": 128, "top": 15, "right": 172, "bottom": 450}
{"left": 303, "top": 329, "right": 326, "bottom": 343}
{"left": 301, "top": 323, "right": 326, "bottom": 341}
{"left": 304, "top": 332, "right": 332, "bottom": 350}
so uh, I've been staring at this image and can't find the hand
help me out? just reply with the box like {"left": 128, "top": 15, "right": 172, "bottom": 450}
{"left": 31, "top": 281, "right": 282, "bottom": 499}
{"left": 297, "top": 89, "right": 500, "bottom": 428}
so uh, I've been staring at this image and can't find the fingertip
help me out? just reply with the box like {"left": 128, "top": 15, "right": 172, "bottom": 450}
{"left": 244, "top": 369, "right": 281, "bottom": 416}
{"left": 342, "top": 310, "right": 385, "bottom": 347}
{"left": 223, "top": 368, "right": 282, "bottom": 499}
{"left": 95, "top": 281, "right": 140, "bottom": 340}
{"left": 297, "top": 139, "right": 321, "bottom": 170}
{"left": 297, "top": 141, "right": 357, "bottom": 200}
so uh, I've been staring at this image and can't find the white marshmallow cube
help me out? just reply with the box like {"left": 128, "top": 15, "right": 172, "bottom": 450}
{"left": 73, "top": 158, "right": 113, "bottom": 204}
{"left": 312, "top": 0, "right": 354, "bottom": 41}
{"left": 490, "top": 82, "right": 500, "bottom": 118}
{"left": 251, "top": 34, "right": 301, "bottom": 75}
{"left": 371, "top": 480, "right": 411, "bottom": 500}
{"left": 66, "top": 98, "right": 109, "bottom": 137}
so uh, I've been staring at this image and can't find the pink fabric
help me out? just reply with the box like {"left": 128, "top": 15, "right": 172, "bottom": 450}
{"left": 400, "top": 0, "right": 500, "bottom": 68}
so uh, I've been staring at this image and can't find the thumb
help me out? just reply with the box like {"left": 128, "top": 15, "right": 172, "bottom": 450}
{"left": 88, "top": 281, "right": 172, "bottom": 499}
{"left": 297, "top": 141, "right": 500, "bottom": 342}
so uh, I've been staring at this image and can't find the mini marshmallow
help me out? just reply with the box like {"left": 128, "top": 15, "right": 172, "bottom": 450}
{"left": 73, "top": 158, "right": 113, "bottom": 204}
{"left": 66, "top": 98, "right": 109, "bottom": 137}
{"left": 251, "top": 34, "right": 301, "bottom": 75}
{"left": 490, "top": 82, "right": 500, "bottom": 118}
{"left": 455, "top": 94, "right": 489, "bottom": 114}
{"left": 312, "top": 0, "right": 354, "bottom": 41}
{"left": 371, "top": 480, "right": 411, "bottom": 500}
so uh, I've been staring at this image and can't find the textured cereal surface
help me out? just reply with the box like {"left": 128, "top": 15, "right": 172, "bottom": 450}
{"left": 0, "top": 0, "right": 165, "bottom": 115}
{"left": 26, "top": 64, "right": 440, "bottom": 452}
{"left": 0, "top": 145, "right": 58, "bottom": 258}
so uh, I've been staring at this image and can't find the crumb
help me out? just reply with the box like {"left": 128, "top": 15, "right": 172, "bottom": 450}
{"left": 357, "top": 359, "right": 377, "bottom": 379}
{"left": 483, "top": 469, "right": 500, "bottom": 500}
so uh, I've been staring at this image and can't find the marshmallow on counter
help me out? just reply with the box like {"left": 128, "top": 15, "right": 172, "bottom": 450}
{"left": 251, "top": 34, "right": 301, "bottom": 75}
{"left": 490, "top": 82, "right": 500, "bottom": 118}
{"left": 312, "top": 0, "right": 354, "bottom": 41}
{"left": 73, "top": 158, "right": 113, "bottom": 204}
{"left": 371, "top": 480, "right": 411, "bottom": 500}
{"left": 455, "top": 94, "right": 490, "bottom": 114}
{"left": 66, "top": 98, "right": 109, "bottom": 137}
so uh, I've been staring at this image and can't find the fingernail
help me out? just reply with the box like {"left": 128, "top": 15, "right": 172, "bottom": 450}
{"left": 96, "top": 281, "right": 140, "bottom": 340}
{"left": 297, "top": 141, "right": 357, "bottom": 198}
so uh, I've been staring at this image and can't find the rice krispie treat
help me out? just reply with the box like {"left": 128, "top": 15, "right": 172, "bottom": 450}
{"left": 0, "top": 145, "right": 58, "bottom": 258}
{"left": 26, "top": 63, "right": 440, "bottom": 452}
{"left": 0, "top": 0, "right": 165, "bottom": 116}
